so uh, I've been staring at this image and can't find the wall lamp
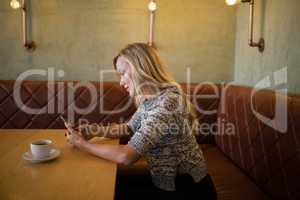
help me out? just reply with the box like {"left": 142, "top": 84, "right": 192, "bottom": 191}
{"left": 148, "top": 0, "right": 157, "bottom": 47}
{"left": 10, "top": 0, "right": 36, "bottom": 52}
{"left": 226, "top": 0, "right": 264, "bottom": 53}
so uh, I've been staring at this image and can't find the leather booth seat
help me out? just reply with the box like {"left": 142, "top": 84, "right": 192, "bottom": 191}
{"left": 0, "top": 80, "right": 299, "bottom": 200}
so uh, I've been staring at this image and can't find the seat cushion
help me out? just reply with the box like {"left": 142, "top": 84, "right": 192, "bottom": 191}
{"left": 204, "top": 145, "right": 270, "bottom": 200}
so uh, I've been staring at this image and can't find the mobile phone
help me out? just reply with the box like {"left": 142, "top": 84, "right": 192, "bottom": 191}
{"left": 60, "top": 115, "right": 67, "bottom": 124}
{"left": 60, "top": 116, "right": 72, "bottom": 129}
{"left": 60, "top": 116, "right": 76, "bottom": 130}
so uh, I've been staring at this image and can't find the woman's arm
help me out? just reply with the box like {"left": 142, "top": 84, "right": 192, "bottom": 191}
{"left": 81, "top": 142, "right": 140, "bottom": 165}
{"left": 65, "top": 123, "right": 139, "bottom": 165}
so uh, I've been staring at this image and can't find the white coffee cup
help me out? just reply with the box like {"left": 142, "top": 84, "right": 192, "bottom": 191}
{"left": 30, "top": 139, "right": 53, "bottom": 159}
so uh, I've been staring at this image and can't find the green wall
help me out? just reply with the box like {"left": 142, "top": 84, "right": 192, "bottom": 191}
{"left": 234, "top": 0, "right": 300, "bottom": 94}
{"left": 0, "top": 0, "right": 236, "bottom": 83}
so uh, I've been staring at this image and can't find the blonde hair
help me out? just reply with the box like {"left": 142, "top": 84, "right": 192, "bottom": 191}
{"left": 113, "top": 43, "right": 198, "bottom": 133}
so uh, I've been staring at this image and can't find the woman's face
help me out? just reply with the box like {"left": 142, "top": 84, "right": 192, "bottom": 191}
{"left": 116, "top": 56, "right": 134, "bottom": 97}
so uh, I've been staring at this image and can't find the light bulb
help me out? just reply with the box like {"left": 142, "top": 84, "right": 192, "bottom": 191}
{"left": 225, "top": 0, "right": 241, "bottom": 6}
{"left": 10, "top": 0, "right": 21, "bottom": 9}
{"left": 148, "top": 1, "right": 157, "bottom": 12}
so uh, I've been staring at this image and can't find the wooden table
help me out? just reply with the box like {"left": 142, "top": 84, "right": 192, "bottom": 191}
{"left": 0, "top": 129, "right": 119, "bottom": 200}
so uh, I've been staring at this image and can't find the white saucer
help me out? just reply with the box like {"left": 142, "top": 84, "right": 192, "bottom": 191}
{"left": 23, "top": 149, "right": 61, "bottom": 163}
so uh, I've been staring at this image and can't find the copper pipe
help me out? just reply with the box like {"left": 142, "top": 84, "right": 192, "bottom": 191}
{"left": 248, "top": 0, "right": 254, "bottom": 45}
{"left": 21, "top": 0, "right": 36, "bottom": 51}
{"left": 22, "top": 0, "right": 26, "bottom": 45}
{"left": 149, "top": 11, "right": 154, "bottom": 46}
{"left": 148, "top": 0, "right": 157, "bottom": 47}
{"left": 246, "top": 0, "right": 264, "bottom": 52}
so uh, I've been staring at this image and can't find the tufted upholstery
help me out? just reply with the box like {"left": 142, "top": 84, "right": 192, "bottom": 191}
{"left": 0, "top": 80, "right": 218, "bottom": 144}
{"left": 1, "top": 80, "right": 299, "bottom": 199}
{"left": 0, "top": 80, "right": 135, "bottom": 128}
{"left": 216, "top": 85, "right": 300, "bottom": 200}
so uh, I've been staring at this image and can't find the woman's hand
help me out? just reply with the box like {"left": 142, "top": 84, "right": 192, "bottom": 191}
{"left": 64, "top": 122, "right": 87, "bottom": 149}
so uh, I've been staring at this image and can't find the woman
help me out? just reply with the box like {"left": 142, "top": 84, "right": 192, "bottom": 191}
{"left": 64, "top": 43, "right": 217, "bottom": 199}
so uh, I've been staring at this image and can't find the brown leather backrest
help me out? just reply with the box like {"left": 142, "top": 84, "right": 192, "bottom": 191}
{"left": 0, "top": 80, "right": 135, "bottom": 128}
{"left": 0, "top": 80, "right": 220, "bottom": 144}
{"left": 181, "top": 83, "right": 221, "bottom": 144}
{"left": 215, "top": 85, "right": 300, "bottom": 200}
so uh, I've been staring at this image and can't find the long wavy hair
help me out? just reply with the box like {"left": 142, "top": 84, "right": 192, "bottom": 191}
{"left": 113, "top": 43, "right": 198, "bottom": 132}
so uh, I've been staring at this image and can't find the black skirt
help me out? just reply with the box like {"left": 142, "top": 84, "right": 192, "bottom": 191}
{"left": 115, "top": 173, "right": 217, "bottom": 200}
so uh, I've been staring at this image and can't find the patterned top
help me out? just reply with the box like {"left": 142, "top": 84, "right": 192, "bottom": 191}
{"left": 127, "top": 86, "right": 207, "bottom": 191}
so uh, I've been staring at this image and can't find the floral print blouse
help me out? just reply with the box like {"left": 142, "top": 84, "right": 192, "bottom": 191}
{"left": 127, "top": 86, "right": 207, "bottom": 191}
